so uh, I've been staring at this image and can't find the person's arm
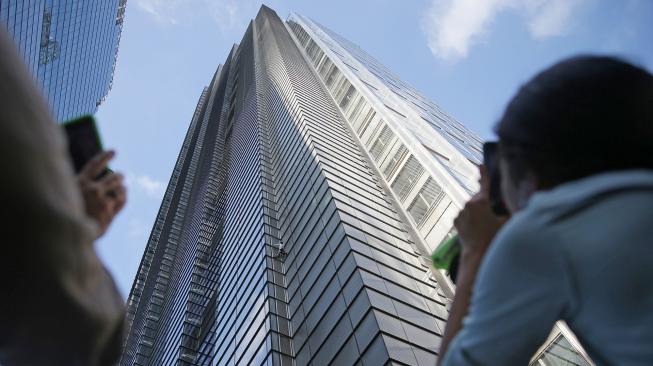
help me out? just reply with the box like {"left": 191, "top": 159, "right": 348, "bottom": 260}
{"left": 439, "top": 215, "right": 574, "bottom": 365}
{"left": 439, "top": 165, "right": 506, "bottom": 360}
{"left": 439, "top": 245, "right": 487, "bottom": 360}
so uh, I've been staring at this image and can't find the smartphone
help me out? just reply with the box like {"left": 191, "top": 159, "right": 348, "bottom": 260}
{"left": 63, "top": 115, "right": 110, "bottom": 178}
{"left": 482, "top": 142, "right": 509, "bottom": 216}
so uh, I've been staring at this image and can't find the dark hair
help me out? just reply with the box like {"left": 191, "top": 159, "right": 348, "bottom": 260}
{"left": 496, "top": 55, "right": 653, "bottom": 188}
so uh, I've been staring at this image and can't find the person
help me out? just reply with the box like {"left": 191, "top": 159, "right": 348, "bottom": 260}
{"left": 438, "top": 56, "right": 653, "bottom": 365}
{"left": 0, "top": 29, "right": 126, "bottom": 365}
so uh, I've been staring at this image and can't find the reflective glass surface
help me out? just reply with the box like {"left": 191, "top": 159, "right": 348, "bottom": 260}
{"left": 123, "top": 7, "right": 452, "bottom": 366}
{"left": 0, "top": 0, "right": 126, "bottom": 121}
{"left": 532, "top": 335, "right": 591, "bottom": 366}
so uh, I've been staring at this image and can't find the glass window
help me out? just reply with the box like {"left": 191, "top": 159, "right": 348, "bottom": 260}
{"left": 407, "top": 177, "right": 443, "bottom": 226}
{"left": 313, "top": 52, "right": 326, "bottom": 68}
{"left": 333, "top": 77, "right": 352, "bottom": 101}
{"left": 317, "top": 56, "right": 333, "bottom": 76}
{"left": 369, "top": 125, "right": 394, "bottom": 162}
{"left": 305, "top": 39, "right": 322, "bottom": 62}
{"left": 530, "top": 335, "right": 591, "bottom": 366}
{"left": 324, "top": 66, "right": 340, "bottom": 89}
{"left": 383, "top": 144, "right": 407, "bottom": 179}
{"left": 347, "top": 96, "right": 365, "bottom": 121}
{"left": 390, "top": 155, "right": 424, "bottom": 201}
{"left": 339, "top": 85, "right": 357, "bottom": 109}
{"left": 356, "top": 109, "right": 377, "bottom": 136}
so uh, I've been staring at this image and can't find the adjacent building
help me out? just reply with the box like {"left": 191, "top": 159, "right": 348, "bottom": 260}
{"left": 0, "top": 0, "right": 127, "bottom": 121}
{"left": 121, "top": 6, "right": 593, "bottom": 365}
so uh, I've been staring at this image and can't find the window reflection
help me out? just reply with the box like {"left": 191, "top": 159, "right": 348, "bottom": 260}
{"left": 531, "top": 335, "right": 591, "bottom": 366}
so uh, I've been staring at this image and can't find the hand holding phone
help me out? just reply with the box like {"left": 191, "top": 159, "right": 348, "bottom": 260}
{"left": 432, "top": 142, "right": 509, "bottom": 282}
{"left": 63, "top": 116, "right": 126, "bottom": 238}
{"left": 77, "top": 151, "right": 126, "bottom": 238}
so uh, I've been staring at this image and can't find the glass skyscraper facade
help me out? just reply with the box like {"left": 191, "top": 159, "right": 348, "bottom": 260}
{"left": 121, "top": 6, "right": 593, "bottom": 365}
{"left": 0, "top": 0, "right": 127, "bottom": 121}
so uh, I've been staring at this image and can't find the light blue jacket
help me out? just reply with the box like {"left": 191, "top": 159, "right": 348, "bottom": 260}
{"left": 442, "top": 170, "right": 653, "bottom": 365}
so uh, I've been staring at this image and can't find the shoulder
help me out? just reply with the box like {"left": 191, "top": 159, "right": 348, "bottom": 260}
{"left": 475, "top": 206, "right": 576, "bottom": 304}
{"left": 487, "top": 207, "right": 564, "bottom": 264}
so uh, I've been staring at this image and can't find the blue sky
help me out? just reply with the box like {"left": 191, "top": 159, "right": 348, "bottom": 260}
{"left": 96, "top": 0, "right": 653, "bottom": 296}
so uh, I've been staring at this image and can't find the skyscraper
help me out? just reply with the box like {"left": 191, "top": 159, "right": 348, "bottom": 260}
{"left": 0, "top": 0, "right": 127, "bottom": 121}
{"left": 121, "top": 6, "right": 593, "bottom": 365}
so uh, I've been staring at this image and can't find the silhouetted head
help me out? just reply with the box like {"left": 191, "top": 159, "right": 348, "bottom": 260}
{"left": 495, "top": 56, "right": 653, "bottom": 212}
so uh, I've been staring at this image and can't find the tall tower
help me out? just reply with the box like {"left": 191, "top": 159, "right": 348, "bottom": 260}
{"left": 0, "top": 0, "right": 127, "bottom": 121}
{"left": 121, "top": 6, "right": 592, "bottom": 366}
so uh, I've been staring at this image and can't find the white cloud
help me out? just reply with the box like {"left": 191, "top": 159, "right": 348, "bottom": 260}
{"left": 205, "top": 0, "right": 259, "bottom": 33}
{"left": 125, "top": 173, "right": 166, "bottom": 199}
{"left": 135, "top": 175, "right": 166, "bottom": 198}
{"left": 135, "top": 0, "right": 262, "bottom": 32}
{"left": 422, "top": 0, "right": 512, "bottom": 61}
{"left": 525, "top": 0, "right": 583, "bottom": 39}
{"left": 422, "top": 0, "right": 587, "bottom": 61}
{"left": 135, "top": 0, "right": 188, "bottom": 24}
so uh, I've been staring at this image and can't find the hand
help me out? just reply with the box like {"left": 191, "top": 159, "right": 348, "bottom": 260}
{"left": 78, "top": 151, "right": 127, "bottom": 238}
{"left": 454, "top": 165, "right": 508, "bottom": 259}
{"left": 439, "top": 165, "right": 509, "bottom": 364}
